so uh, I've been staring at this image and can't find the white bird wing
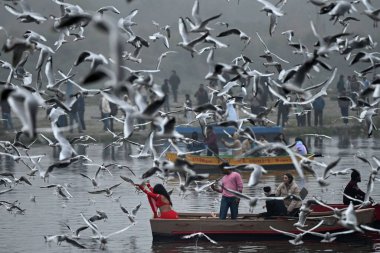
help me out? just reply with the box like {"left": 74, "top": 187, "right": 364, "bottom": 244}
{"left": 182, "top": 232, "right": 202, "bottom": 239}
{"left": 247, "top": 164, "right": 267, "bottom": 187}
{"left": 191, "top": 0, "right": 202, "bottom": 25}
{"left": 40, "top": 133, "right": 54, "bottom": 145}
{"left": 178, "top": 17, "right": 190, "bottom": 44}
{"left": 80, "top": 213, "right": 101, "bottom": 237}
{"left": 105, "top": 223, "right": 136, "bottom": 239}
{"left": 330, "top": 229, "right": 355, "bottom": 237}
{"left": 269, "top": 226, "right": 297, "bottom": 238}
{"left": 361, "top": 224, "right": 380, "bottom": 233}
{"left": 222, "top": 187, "right": 251, "bottom": 200}
{"left": 257, "top": 0, "right": 284, "bottom": 16}
{"left": 201, "top": 233, "right": 218, "bottom": 244}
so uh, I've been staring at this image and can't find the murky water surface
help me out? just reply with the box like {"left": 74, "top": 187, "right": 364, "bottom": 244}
{"left": 0, "top": 134, "right": 379, "bottom": 252}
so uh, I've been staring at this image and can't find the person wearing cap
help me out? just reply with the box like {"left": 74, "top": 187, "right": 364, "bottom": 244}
{"left": 343, "top": 170, "right": 365, "bottom": 205}
{"left": 262, "top": 186, "right": 287, "bottom": 217}
{"left": 211, "top": 166, "right": 243, "bottom": 219}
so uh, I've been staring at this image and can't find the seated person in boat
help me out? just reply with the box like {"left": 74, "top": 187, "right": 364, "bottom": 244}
{"left": 221, "top": 132, "right": 242, "bottom": 156}
{"left": 262, "top": 186, "right": 287, "bottom": 217}
{"left": 205, "top": 126, "right": 219, "bottom": 156}
{"left": 211, "top": 167, "right": 243, "bottom": 220}
{"left": 294, "top": 137, "right": 308, "bottom": 155}
{"left": 186, "top": 131, "right": 205, "bottom": 154}
{"left": 273, "top": 133, "right": 288, "bottom": 155}
{"left": 275, "top": 173, "right": 302, "bottom": 216}
{"left": 343, "top": 169, "right": 365, "bottom": 205}
{"left": 136, "top": 182, "right": 179, "bottom": 219}
{"left": 241, "top": 138, "right": 254, "bottom": 155}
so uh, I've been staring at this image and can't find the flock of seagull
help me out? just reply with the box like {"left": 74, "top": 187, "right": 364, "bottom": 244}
{"left": 1, "top": 0, "right": 380, "bottom": 250}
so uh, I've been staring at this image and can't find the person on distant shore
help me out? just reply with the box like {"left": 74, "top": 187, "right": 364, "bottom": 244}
{"left": 1, "top": 99, "right": 14, "bottom": 130}
{"left": 162, "top": 79, "right": 170, "bottom": 112}
{"left": 338, "top": 90, "right": 350, "bottom": 126}
{"left": 100, "top": 96, "right": 111, "bottom": 131}
{"left": 204, "top": 126, "right": 219, "bottom": 156}
{"left": 109, "top": 102, "right": 118, "bottom": 132}
{"left": 312, "top": 96, "right": 325, "bottom": 127}
{"left": 343, "top": 170, "right": 366, "bottom": 205}
{"left": 69, "top": 97, "right": 80, "bottom": 133}
{"left": 277, "top": 99, "right": 290, "bottom": 127}
{"left": 169, "top": 70, "right": 180, "bottom": 103}
{"left": 136, "top": 182, "right": 179, "bottom": 219}
{"left": 275, "top": 173, "right": 302, "bottom": 216}
{"left": 211, "top": 167, "right": 243, "bottom": 219}
{"left": 221, "top": 132, "right": 242, "bottom": 156}
{"left": 184, "top": 94, "right": 193, "bottom": 123}
{"left": 77, "top": 93, "right": 86, "bottom": 132}
{"left": 194, "top": 83, "right": 209, "bottom": 106}
{"left": 337, "top": 74, "right": 346, "bottom": 95}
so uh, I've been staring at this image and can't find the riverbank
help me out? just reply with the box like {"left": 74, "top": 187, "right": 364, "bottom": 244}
{"left": 0, "top": 94, "right": 378, "bottom": 143}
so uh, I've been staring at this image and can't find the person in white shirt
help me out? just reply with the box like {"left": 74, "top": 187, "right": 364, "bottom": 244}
{"left": 101, "top": 96, "right": 111, "bottom": 131}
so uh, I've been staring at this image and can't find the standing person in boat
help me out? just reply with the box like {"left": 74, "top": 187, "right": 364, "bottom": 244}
{"left": 204, "top": 126, "right": 219, "bottom": 156}
{"left": 211, "top": 167, "right": 243, "bottom": 220}
{"left": 294, "top": 137, "right": 308, "bottom": 155}
{"left": 343, "top": 170, "right": 366, "bottom": 205}
{"left": 221, "top": 132, "right": 242, "bottom": 156}
{"left": 136, "top": 182, "right": 179, "bottom": 219}
{"left": 275, "top": 173, "right": 302, "bottom": 216}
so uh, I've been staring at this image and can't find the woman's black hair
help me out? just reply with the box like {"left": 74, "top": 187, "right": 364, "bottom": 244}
{"left": 284, "top": 173, "right": 294, "bottom": 184}
{"left": 153, "top": 184, "right": 173, "bottom": 206}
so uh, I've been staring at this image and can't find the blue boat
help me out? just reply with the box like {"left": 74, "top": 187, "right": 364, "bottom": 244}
{"left": 175, "top": 126, "right": 283, "bottom": 141}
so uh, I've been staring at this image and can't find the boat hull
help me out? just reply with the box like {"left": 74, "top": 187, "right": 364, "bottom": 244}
{"left": 151, "top": 208, "right": 376, "bottom": 241}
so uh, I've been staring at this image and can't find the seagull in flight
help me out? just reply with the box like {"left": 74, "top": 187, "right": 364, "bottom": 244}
{"left": 270, "top": 220, "right": 324, "bottom": 245}
{"left": 182, "top": 232, "right": 218, "bottom": 244}
{"left": 177, "top": 17, "right": 209, "bottom": 57}
{"left": 80, "top": 213, "right": 136, "bottom": 249}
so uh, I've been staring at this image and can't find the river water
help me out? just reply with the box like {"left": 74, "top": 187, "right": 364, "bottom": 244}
{"left": 1, "top": 132, "right": 379, "bottom": 253}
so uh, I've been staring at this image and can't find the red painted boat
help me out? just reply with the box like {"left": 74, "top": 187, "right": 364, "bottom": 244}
{"left": 150, "top": 207, "right": 377, "bottom": 241}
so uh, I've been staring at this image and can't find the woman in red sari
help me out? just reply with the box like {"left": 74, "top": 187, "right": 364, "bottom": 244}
{"left": 137, "top": 183, "right": 179, "bottom": 219}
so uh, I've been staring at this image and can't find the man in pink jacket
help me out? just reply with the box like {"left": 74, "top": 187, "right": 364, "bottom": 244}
{"left": 211, "top": 166, "right": 243, "bottom": 219}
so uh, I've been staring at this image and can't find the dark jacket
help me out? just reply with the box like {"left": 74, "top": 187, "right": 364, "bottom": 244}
{"left": 169, "top": 74, "right": 180, "bottom": 90}
{"left": 343, "top": 180, "right": 365, "bottom": 205}
{"left": 204, "top": 132, "right": 219, "bottom": 155}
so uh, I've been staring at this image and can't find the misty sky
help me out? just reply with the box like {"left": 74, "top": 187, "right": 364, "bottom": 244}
{"left": 0, "top": 0, "right": 378, "bottom": 95}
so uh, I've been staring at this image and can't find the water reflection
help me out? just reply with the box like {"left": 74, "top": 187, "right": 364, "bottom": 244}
{"left": 338, "top": 128, "right": 351, "bottom": 149}
{"left": 151, "top": 239, "right": 372, "bottom": 253}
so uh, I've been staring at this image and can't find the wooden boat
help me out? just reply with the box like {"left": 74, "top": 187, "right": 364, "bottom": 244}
{"left": 311, "top": 204, "right": 380, "bottom": 225}
{"left": 176, "top": 126, "right": 283, "bottom": 140}
{"left": 165, "top": 152, "right": 312, "bottom": 172}
{"left": 151, "top": 208, "right": 377, "bottom": 241}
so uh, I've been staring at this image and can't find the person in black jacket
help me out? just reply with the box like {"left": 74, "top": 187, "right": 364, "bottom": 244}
{"left": 343, "top": 170, "right": 365, "bottom": 205}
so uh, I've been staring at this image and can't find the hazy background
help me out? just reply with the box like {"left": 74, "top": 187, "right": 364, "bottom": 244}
{"left": 0, "top": 0, "right": 379, "bottom": 96}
